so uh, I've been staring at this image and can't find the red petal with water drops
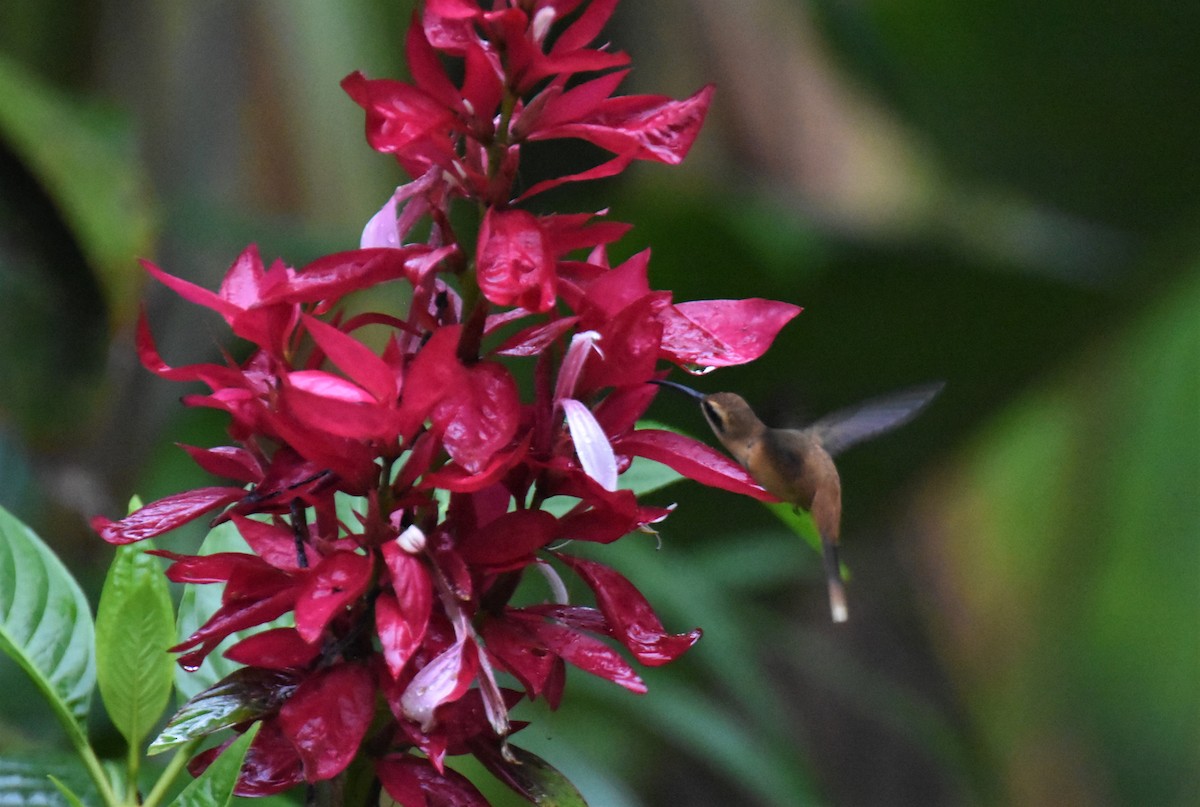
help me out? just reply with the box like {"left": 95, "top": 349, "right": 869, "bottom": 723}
{"left": 661, "top": 298, "right": 801, "bottom": 368}
{"left": 91, "top": 486, "right": 245, "bottom": 545}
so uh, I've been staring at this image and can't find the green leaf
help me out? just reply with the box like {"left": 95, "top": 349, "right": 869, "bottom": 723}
{"left": 765, "top": 502, "right": 823, "bottom": 555}
{"left": 0, "top": 755, "right": 100, "bottom": 807}
{"left": 48, "top": 776, "right": 88, "bottom": 807}
{"left": 95, "top": 539, "right": 177, "bottom": 749}
{"left": 915, "top": 265, "right": 1200, "bottom": 803}
{"left": 150, "top": 668, "right": 296, "bottom": 755}
{"left": 168, "top": 723, "right": 259, "bottom": 807}
{"left": 483, "top": 744, "right": 589, "bottom": 807}
{"left": 0, "top": 504, "right": 95, "bottom": 749}
{"left": 0, "top": 51, "right": 155, "bottom": 326}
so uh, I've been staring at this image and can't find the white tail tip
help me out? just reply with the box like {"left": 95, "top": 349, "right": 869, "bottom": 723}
{"left": 822, "top": 540, "right": 849, "bottom": 623}
{"left": 829, "top": 582, "right": 849, "bottom": 623}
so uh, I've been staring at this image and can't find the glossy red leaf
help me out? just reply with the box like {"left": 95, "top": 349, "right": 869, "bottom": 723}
{"left": 431, "top": 361, "right": 520, "bottom": 473}
{"left": 395, "top": 325, "right": 460, "bottom": 437}
{"left": 135, "top": 310, "right": 245, "bottom": 388}
{"left": 152, "top": 550, "right": 272, "bottom": 585}
{"left": 560, "top": 555, "right": 701, "bottom": 665}
{"left": 376, "top": 755, "right": 490, "bottom": 807}
{"left": 576, "top": 248, "right": 653, "bottom": 320}
{"left": 558, "top": 507, "right": 638, "bottom": 544}
{"left": 456, "top": 509, "right": 559, "bottom": 567}
{"left": 173, "top": 588, "right": 298, "bottom": 669}
{"left": 552, "top": 0, "right": 619, "bottom": 55}
{"left": 232, "top": 515, "right": 305, "bottom": 572}
{"left": 578, "top": 295, "right": 665, "bottom": 392}
{"left": 376, "top": 593, "right": 421, "bottom": 680}
{"left": 494, "top": 316, "right": 579, "bottom": 357}
{"left": 294, "top": 551, "right": 373, "bottom": 643}
{"left": 377, "top": 541, "right": 434, "bottom": 678}
{"left": 265, "top": 409, "right": 379, "bottom": 493}
{"left": 234, "top": 717, "right": 305, "bottom": 797}
{"left": 301, "top": 315, "right": 398, "bottom": 403}
{"left": 277, "top": 377, "right": 399, "bottom": 442}
{"left": 517, "top": 617, "right": 646, "bottom": 694}
{"left": 420, "top": 430, "right": 531, "bottom": 493}
{"left": 476, "top": 208, "right": 556, "bottom": 312}
{"left": 405, "top": 13, "right": 463, "bottom": 112}
{"left": 342, "top": 71, "right": 457, "bottom": 154}
{"left": 180, "top": 444, "right": 263, "bottom": 483}
{"left": 278, "top": 662, "right": 375, "bottom": 782}
{"left": 535, "top": 85, "right": 715, "bottom": 166}
{"left": 481, "top": 618, "right": 558, "bottom": 698}
{"left": 145, "top": 249, "right": 298, "bottom": 356}
{"left": 615, "top": 428, "right": 777, "bottom": 501}
{"left": 225, "top": 627, "right": 321, "bottom": 670}
{"left": 92, "top": 486, "right": 245, "bottom": 545}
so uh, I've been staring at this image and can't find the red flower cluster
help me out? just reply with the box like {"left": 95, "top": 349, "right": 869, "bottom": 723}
{"left": 94, "top": 1, "right": 799, "bottom": 801}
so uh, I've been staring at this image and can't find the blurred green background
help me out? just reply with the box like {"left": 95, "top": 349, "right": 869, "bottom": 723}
{"left": 1, "top": 1, "right": 1197, "bottom": 805}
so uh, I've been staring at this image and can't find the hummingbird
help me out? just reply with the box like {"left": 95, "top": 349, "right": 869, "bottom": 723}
{"left": 652, "top": 379, "right": 944, "bottom": 623}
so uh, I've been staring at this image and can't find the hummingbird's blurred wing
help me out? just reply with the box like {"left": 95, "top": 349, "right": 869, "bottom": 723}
{"left": 811, "top": 382, "right": 944, "bottom": 457}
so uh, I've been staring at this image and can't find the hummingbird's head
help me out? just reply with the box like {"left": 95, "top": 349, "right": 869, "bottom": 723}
{"left": 649, "top": 379, "right": 764, "bottom": 443}
{"left": 699, "top": 392, "right": 761, "bottom": 442}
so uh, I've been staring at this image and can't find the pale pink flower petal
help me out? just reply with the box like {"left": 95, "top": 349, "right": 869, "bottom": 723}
{"left": 562, "top": 398, "right": 618, "bottom": 491}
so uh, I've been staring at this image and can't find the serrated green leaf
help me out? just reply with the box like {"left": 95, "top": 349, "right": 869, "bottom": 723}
{"left": 0, "top": 505, "right": 95, "bottom": 749}
{"left": 486, "top": 744, "right": 589, "bottom": 807}
{"left": 168, "top": 723, "right": 259, "bottom": 807}
{"left": 150, "top": 668, "right": 297, "bottom": 755}
{"left": 95, "top": 539, "right": 176, "bottom": 749}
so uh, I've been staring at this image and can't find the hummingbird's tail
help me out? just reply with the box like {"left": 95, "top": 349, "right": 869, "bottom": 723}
{"left": 821, "top": 539, "right": 849, "bottom": 623}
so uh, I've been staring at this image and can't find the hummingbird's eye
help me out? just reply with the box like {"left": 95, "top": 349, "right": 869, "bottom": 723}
{"left": 701, "top": 400, "right": 725, "bottom": 433}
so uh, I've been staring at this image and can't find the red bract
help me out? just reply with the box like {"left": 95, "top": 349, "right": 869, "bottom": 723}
{"left": 97, "top": 1, "right": 803, "bottom": 802}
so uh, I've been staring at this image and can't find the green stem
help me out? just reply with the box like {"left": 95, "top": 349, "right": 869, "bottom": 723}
{"left": 72, "top": 740, "right": 120, "bottom": 806}
{"left": 124, "top": 735, "right": 140, "bottom": 803}
{"left": 140, "top": 739, "right": 202, "bottom": 807}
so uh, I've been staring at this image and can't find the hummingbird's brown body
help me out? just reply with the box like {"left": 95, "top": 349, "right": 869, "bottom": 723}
{"left": 657, "top": 381, "right": 943, "bottom": 623}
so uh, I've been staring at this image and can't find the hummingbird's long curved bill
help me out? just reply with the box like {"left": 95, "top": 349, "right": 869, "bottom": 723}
{"left": 649, "top": 378, "right": 706, "bottom": 400}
